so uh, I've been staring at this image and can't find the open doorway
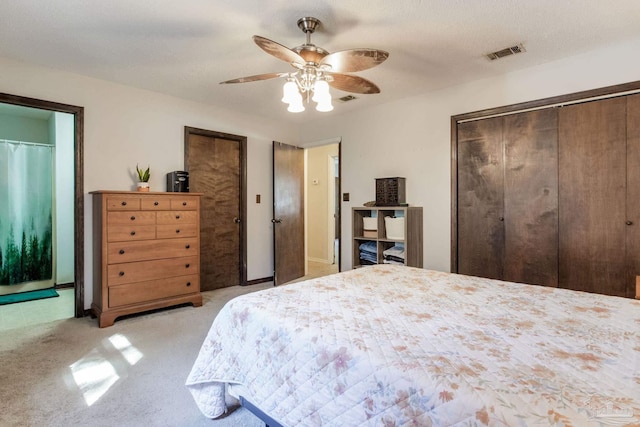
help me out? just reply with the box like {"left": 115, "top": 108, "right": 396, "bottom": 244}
{"left": 304, "top": 141, "right": 340, "bottom": 280}
{"left": 0, "top": 94, "right": 83, "bottom": 331}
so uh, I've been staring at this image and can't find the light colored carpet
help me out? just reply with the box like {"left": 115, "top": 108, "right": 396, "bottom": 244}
{"left": 0, "top": 283, "right": 274, "bottom": 427}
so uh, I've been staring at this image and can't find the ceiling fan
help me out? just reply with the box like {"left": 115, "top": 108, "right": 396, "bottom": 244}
{"left": 220, "top": 17, "right": 389, "bottom": 112}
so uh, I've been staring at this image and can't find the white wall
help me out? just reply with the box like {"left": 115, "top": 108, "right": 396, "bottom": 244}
{"left": 0, "top": 113, "right": 49, "bottom": 143}
{"left": 52, "top": 112, "right": 75, "bottom": 284}
{"left": 301, "top": 36, "right": 640, "bottom": 272}
{"left": 0, "top": 57, "right": 298, "bottom": 309}
{"left": 2, "top": 34, "right": 640, "bottom": 309}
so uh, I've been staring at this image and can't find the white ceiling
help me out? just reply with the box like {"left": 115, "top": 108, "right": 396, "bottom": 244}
{"left": 1, "top": 0, "right": 640, "bottom": 123}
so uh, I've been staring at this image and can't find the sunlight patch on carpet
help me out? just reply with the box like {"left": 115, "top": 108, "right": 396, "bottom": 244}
{"left": 69, "top": 334, "right": 144, "bottom": 406}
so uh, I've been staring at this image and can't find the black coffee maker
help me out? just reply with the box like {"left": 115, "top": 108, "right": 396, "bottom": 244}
{"left": 166, "top": 171, "right": 189, "bottom": 192}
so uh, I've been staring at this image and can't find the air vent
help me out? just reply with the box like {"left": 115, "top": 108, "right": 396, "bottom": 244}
{"left": 486, "top": 43, "right": 526, "bottom": 61}
{"left": 338, "top": 95, "right": 358, "bottom": 103}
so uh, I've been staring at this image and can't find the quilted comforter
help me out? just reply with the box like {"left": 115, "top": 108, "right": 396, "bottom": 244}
{"left": 186, "top": 265, "right": 640, "bottom": 426}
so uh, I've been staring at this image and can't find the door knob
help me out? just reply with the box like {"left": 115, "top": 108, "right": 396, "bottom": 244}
{"left": 233, "top": 217, "right": 241, "bottom": 223}
{"left": 626, "top": 220, "right": 634, "bottom": 225}
{"left": 271, "top": 218, "right": 282, "bottom": 224}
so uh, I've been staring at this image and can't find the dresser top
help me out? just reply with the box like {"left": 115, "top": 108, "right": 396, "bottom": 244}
{"left": 90, "top": 190, "right": 204, "bottom": 196}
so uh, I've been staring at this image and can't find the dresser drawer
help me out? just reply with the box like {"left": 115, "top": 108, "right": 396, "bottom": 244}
{"left": 140, "top": 197, "right": 171, "bottom": 210}
{"left": 156, "top": 223, "right": 198, "bottom": 239}
{"left": 106, "top": 196, "right": 141, "bottom": 211}
{"left": 107, "top": 237, "right": 198, "bottom": 264}
{"left": 107, "top": 256, "right": 199, "bottom": 286}
{"left": 171, "top": 197, "right": 199, "bottom": 210}
{"left": 109, "top": 274, "right": 199, "bottom": 308}
{"left": 108, "top": 211, "right": 156, "bottom": 225}
{"left": 156, "top": 210, "right": 197, "bottom": 225}
{"left": 107, "top": 225, "right": 156, "bottom": 242}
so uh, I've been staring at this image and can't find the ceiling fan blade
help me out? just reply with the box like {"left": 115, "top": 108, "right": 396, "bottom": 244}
{"left": 320, "top": 49, "right": 389, "bottom": 72}
{"left": 326, "top": 73, "right": 381, "bottom": 94}
{"left": 253, "top": 35, "right": 305, "bottom": 66}
{"left": 220, "top": 72, "right": 285, "bottom": 84}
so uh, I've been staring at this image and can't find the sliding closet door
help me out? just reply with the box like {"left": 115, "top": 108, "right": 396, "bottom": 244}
{"left": 503, "top": 109, "right": 558, "bottom": 287}
{"left": 626, "top": 94, "right": 640, "bottom": 298}
{"left": 559, "top": 98, "right": 628, "bottom": 296}
{"left": 457, "top": 117, "right": 504, "bottom": 280}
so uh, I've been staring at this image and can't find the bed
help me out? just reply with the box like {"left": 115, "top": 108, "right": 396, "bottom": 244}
{"left": 186, "top": 264, "right": 640, "bottom": 426}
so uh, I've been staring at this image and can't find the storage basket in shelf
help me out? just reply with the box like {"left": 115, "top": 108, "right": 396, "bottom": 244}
{"left": 362, "top": 217, "right": 377, "bottom": 238}
{"left": 384, "top": 216, "right": 404, "bottom": 240}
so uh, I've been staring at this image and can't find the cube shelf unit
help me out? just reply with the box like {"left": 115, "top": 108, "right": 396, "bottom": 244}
{"left": 352, "top": 206, "right": 423, "bottom": 268}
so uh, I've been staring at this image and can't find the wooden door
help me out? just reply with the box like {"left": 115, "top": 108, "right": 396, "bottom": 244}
{"left": 457, "top": 117, "right": 505, "bottom": 280}
{"left": 503, "top": 109, "right": 559, "bottom": 286}
{"left": 273, "top": 141, "right": 304, "bottom": 285}
{"left": 185, "top": 128, "right": 246, "bottom": 290}
{"left": 558, "top": 98, "right": 627, "bottom": 296}
{"left": 626, "top": 94, "right": 640, "bottom": 298}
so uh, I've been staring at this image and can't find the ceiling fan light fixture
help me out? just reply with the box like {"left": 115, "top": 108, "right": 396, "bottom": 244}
{"left": 312, "top": 79, "right": 331, "bottom": 103}
{"left": 281, "top": 79, "right": 298, "bottom": 103}
{"left": 222, "top": 17, "right": 388, "bottom": 113}
{"left": 315, "top": 99, "right": 334, "bottom": 112}
{"left": 287, "top": 92, "right": 305, "bottom": 113}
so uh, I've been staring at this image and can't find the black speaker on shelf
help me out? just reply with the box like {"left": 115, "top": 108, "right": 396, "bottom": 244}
{"left": 167, "top": 171, "right": 189, "bottom": 192}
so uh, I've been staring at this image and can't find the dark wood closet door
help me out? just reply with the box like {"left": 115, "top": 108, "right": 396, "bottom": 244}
{"left": 626, "top": 94, "right": 640, "bottom": 298}
{"left": 457, "top": 117, "right": 504, "bottom": 280}
{"left": 503, "top": 109, "right": 559, "bottom": 286}
{"left": 186, "top": 131, "right": 246, "bottom": 291}
{"left": 558, "top": 98, "right": 627, "bottom": 296}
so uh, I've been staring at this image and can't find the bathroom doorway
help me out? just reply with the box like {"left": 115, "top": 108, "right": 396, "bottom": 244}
{"left": 0, "top": 93, "right": 83, "bottom": 329}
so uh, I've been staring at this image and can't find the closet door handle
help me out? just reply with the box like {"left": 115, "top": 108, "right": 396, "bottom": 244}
{"left": 498, "top": 217, "right": 504, "bottom": 222}
{"left": 234, "top": 217, "right": 241, "bottom": 223}
{"left": 271, "top": 218, "right": 282, "bottom": 224}
{"left": 626, "top": 220, "right": 634, "bottom": 225}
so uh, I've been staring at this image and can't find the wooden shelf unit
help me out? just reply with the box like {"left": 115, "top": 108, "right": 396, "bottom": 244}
{"left": 352, "top": 206, "right": 423, "bottom": 269}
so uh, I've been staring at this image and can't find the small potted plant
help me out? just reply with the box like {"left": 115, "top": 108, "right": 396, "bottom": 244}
{"left": 136, "top": 164, "right": 150, "bottom": 192}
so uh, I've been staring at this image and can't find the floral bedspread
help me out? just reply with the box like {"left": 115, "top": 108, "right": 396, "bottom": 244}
{"left": 186, "top": 265, "right": 640, "bottom": 426}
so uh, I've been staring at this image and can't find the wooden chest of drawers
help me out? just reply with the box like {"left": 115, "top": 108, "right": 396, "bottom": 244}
{"left": 91, "top": 191, "right": 203, "bottom": 327}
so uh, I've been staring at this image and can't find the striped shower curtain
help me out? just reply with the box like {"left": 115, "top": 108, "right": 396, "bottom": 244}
{"left": 0, "top": 140, "right": 55, "bottom": 293}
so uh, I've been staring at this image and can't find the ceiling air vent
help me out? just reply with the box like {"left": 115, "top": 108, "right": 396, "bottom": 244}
{"left": 486, "top": 43, "right": 526, "bottom": 61}
{"left": 338, "top": 95, "right": 358, "bottom": 103}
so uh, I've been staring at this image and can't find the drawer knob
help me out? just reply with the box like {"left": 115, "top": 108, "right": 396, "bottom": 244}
{"left": 154, "top": 201, "right": 159, "bottom": 206}
{"left": 185, "top": 263, "right": 190, "bottom": 268}
{"left": 121, "top": 201, "right": 127, "bottom": 206}
{"left": 176, "top": 215, "right": 181, "bottom": 219}
{"left": 176, "top": 229, "right": 180, "bottom": 234}
{"left": 119, "top": 249, "right": 125, "bottom": 255}
{"left": 119, "top": 271, "right": 125, "bottom": 277}
{"left": 182, "top": 202, "right": 187, "bottom": 206}
{"left": 130, "top": 216, "right": 136, "bottom": 221}
{"left": 186, "top": 282, "right": 191, "bottom": 287}
{"left": 185, "top": 244, "right": 190, "bottom": 249}
{"left": 130, "top": 231, "right": 136, "bottom": 236}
